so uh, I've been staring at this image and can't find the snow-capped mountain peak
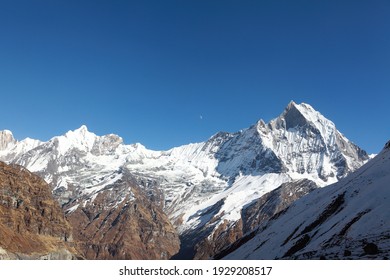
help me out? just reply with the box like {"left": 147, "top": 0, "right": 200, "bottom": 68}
{"left": 46, "top": 125, "right": 127, "bottom": 157}
{"left": 269, "top": 101, "right": 335, "bottom": 135}
{"left": 0, "top": 130, "right": 16, "bottom": 150}
{"left": 280, "top": 100, "right": 313, "bottom": 130}
{"left": 54, "top": 125, "right": 97, "bottom": 154}
{"left": 256, "top": 102, "right": 369, "bottom": 185}
{"left": 68, "top": 124, "right": 92, "bottom": 139}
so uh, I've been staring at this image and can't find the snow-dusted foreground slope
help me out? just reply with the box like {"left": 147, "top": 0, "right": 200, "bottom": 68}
{"left": 223, "top": 141, "right": 390, "bottom": 260}
{"left": 0, "top": 101, "right": 371, "bottom": 259}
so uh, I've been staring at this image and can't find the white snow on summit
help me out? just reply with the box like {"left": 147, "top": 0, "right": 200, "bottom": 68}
{"left": 54, "top": 125, "right": 97, "bottom": 155}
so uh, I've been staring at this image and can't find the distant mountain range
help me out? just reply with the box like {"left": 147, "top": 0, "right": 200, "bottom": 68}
{"left": 1, "top": 101, "right": 384, "bottom": 260}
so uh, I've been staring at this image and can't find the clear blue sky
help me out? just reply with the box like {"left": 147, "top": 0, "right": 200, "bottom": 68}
{"left": 0, "top": 0, "right": 389, "bottom": 153}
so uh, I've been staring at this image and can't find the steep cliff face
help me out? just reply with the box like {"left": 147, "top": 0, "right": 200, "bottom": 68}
{"left": 0, "top": 161, "right": 79, "bottom": 259}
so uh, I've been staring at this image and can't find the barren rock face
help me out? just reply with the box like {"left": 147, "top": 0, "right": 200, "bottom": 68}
{"left": 0, "top": 162, "right": 79, "bottom": 259}
{"left": 65, "top": 172, "right": 180, "bottom": 260}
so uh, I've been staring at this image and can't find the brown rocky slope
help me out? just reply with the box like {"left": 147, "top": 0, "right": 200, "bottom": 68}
{"left": 0, "top": 161, "right": 79, "bottom": 259}
{"left": 64, "top": 170, "right": 180, "bottom": 259}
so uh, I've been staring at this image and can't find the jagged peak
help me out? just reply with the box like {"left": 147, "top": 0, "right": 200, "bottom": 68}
{"left": 64, "top": 125, "right": 96, "bottom": 139}
{"left": 275, "top": 101, "right": 310, "bottom": 130}
{"left": 71, "top": 124, "right": 89, "bottom": 134}
{"left": 49, "top": 125, "right": 98, "bottom": 154}
{"left": 286, "top": 100, "right": 297, "bottom": 109}
{"left": 78, "top": 124, "right": 88, "bottom": 131}
{"left": 257, "top": 119, "right": 266, "bottom": 127}
{"left": 283, "top": 101, "right": 317, "bottom": 118}
{"left": 285, "top": 100, "right": 317, "bottom": 114}
{"left": 270, "top": 101, "right": 336, "bottom": 134}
